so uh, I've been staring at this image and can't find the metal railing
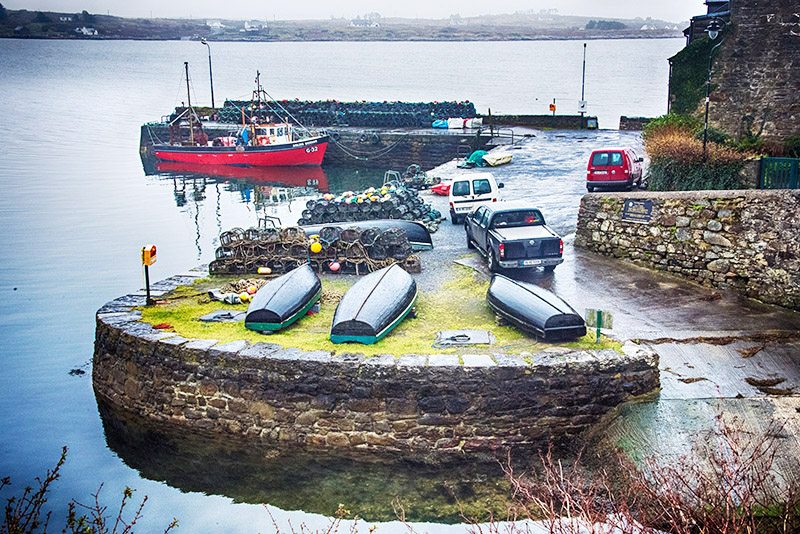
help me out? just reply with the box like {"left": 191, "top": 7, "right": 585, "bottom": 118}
{"left": 761, "top": 157, "right": 799, "bottom": 189}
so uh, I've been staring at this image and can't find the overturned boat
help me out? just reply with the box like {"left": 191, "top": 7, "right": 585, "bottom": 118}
{"left": 301, "top": 220, "right": 433, "bottom": 251}
{"left": 244, "top": 264, "right": 322, "bottom": 332}
{"left": 330, "top": 264, "right": 417, "bottom": 344}
{"left": 486, "top": 275, "right": 586, "bottom": 341}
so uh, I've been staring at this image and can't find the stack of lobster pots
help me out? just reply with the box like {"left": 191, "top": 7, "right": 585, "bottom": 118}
{"left": 297, "top": 184, "right": 443, "bottom": 232}
{"left": 208, "top": 225, "right": 421, "bottom": 276}
{"left": 207, "top": 99, "right": 478, "bottom": 128}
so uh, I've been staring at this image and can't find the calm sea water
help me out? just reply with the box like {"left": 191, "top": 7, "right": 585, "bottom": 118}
{"left": 0, "top": 38, "right": 683, "bottom": 533}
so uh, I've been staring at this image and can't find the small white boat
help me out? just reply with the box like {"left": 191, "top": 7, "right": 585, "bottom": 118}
{"left": 482, "top": 153, "right": 513, "bottom": 167}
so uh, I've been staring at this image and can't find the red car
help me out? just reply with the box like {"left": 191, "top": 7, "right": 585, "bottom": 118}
{"left": 586, "top": 148, "right": 643, "bottom": 192}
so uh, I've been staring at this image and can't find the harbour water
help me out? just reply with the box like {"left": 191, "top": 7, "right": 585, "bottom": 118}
{"left": 0, "top": 37, "right": 683, "bottom": 532}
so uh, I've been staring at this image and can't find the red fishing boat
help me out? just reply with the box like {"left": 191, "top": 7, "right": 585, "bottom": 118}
{"left": 151, "top": 66, "right": 328, "bottom": 167}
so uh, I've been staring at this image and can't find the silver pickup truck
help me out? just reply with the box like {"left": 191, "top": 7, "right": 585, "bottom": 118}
{"left": 464, "top": 201, "right": 564, "bottom": 272}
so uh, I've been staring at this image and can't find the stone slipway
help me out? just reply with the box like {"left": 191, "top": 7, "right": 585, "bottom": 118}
{"left": 93, "top": 267, "right": 659, "bottom": 463}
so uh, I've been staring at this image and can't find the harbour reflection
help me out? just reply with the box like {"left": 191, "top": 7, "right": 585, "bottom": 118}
{"left": 148, "top": 162, "right": 387, "bottom": 259}
{"left": 98, "top": 402, "right": 513, "bottom": 523}
{"left": 155, "top": 162, "right": 331, "bottom": 193}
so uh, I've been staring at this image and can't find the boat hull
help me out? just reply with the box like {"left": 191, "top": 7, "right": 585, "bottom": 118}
{"left": 244, "top": 264, "right": 322, "bottom": 332}
{"left": 486, "top": 275, "right": 586, "bottom": 341}
{"left": 301, "top": 220, "right": 433, "bottom": 251}
{"left": 154, "top": 136, "right": 328, "bottom": 167}
{"left": 430, "top": 181, "right": 451, "bottom": 196}
{"left": 483, "top": 153, "right": 512, "bottom": 167}
{"left": 331, "top": 264, "right": 417, "bottom": 344}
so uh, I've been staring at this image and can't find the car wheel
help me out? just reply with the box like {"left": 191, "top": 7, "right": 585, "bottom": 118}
{"left": 466, "top": 227, "right": 475, "bottom": 249}
{"left": 544, "top": 265, "right": 556, "bottom": 272}
{"left": 450, "top": 212, "right": 458, "bottom": 224}
{"left": 487, "top": 248, "right": 499, "bottom": 272}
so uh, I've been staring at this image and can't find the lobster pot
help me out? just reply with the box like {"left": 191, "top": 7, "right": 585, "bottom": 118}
{"left": 209, "top": 224, "right": 421, "bottom": 276}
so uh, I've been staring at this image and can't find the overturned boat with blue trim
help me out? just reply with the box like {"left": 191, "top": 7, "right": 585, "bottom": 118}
{"left": 487, "top": 275, "right": 586, "bottom": 342}
{"left": 330, "top": 264, "right": 417, "bottom": 344}
{"left": 244, "top": 264, "right": 322, "bottom": 332}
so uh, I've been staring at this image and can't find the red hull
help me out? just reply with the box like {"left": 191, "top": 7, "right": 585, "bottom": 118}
{"left": 154, "top": 137, "right": 327, "bottom": 167}
{"left": 431, "top": 181, "right": 451, "bottom": 196}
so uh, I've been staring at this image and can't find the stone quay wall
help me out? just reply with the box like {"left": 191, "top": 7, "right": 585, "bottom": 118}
{"left": 93, "top": 274, "right": 659, "bottom": 463}
{"left": 488, "top": 114, "right": 598, "bottom": 130}
{"left": 619, "top": 117, "right": 652, "bottom": 131}
{"left": 575, "top": 190, "right": 800, "bottom": 310}
{"left": 711, "top": 0, "right": 800, "bottom": 141}
{"left": 320, "top": 129, "right": 491, "bottom": 171}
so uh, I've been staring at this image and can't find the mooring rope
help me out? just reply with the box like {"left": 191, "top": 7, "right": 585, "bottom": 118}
{"left": 329, "top": 130, "right": 413, "bottom": 162}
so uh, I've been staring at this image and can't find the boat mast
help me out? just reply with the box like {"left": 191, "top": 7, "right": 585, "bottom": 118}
{"left": 185, "top": 61, "right": 194, "bottom": 145}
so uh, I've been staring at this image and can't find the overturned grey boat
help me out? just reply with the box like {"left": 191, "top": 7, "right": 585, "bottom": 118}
{"left": 301, "top": 220, "right": 433, "bottom": 250}
{"left": 330, "top": 264, "right": 417, "bottom": 344}
{"left": 244, "top": 264, "right": 322, "bottom": 332}
{"left": 487, "top": 275, "right": 586, "bottom": 341}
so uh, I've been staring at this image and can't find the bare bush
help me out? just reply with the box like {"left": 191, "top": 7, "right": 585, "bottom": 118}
{"left": 491, "top": 415, "right": 800, "bottom": 534}
{"left": 1, "top": 447, "right": 177, "bottom": 534}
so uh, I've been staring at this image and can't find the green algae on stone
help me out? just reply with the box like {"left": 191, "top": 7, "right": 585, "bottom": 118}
{"left": 139, "top": 267, "right": 620, "bottom": 356}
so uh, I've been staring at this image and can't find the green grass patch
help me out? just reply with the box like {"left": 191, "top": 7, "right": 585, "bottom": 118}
{"left": 139, "top": 267, "right": 621, "bottom": 357}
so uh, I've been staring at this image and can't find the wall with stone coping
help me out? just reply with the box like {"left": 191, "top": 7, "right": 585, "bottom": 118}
{"left": 619, "top": 117, "right": 652, "bottom": 131}
{"left": 711, "top": 0, "right": 800, "bottom": 142}
{"left": 575, "top": 190, "right": 800, "bottom": 310}
{"left": 93, "top": 272, "right": 659, "bottom": 463}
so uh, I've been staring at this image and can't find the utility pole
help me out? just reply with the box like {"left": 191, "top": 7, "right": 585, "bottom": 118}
{"left": 580, "top": 43, "right": 587, "bottom": 118}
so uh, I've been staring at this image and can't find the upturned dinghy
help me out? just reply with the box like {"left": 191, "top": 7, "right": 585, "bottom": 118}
{"left": 244, "top": 264, "right": 322, "bottom": 332}
{"left": 486, "top": 275, "right": 586, "bottom": 341}
{"left": 330, "top": 264, "right": 417, "bottom": 344}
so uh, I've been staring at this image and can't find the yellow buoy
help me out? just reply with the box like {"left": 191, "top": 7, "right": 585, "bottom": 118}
{"left": 257, "top": 266, "right": 272, "bottom": 275}
{"left": 310, "top": 242, "right": 322, "bottom": 253}
{"left": 239, "top": 292, "right": 251, "bottom": 303}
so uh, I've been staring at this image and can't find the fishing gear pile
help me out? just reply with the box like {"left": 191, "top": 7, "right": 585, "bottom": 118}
{"left": 200, "top": 99, "right": 478, "bottom": 128}
{"left": 208, "top": 225, "right": 421, "bottom": 276}
{"left": 298, "top": 183, "right": 443, "bottom": 231}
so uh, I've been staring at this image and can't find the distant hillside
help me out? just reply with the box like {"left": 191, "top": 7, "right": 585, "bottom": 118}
{"left": 0, "top": 7, "right": 684, "bottom": 41}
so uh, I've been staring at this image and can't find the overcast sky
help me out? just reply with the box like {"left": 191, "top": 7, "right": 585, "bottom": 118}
{"left": 6, "top": 0, "right": 704, "bottom": 23}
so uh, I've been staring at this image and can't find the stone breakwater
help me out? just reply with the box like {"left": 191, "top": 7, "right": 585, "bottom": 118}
{"left": 575, "top": 190, "right": 800, "bottom": 310}
{"left": 94, "top": 269, "right": 659, "bottom": 463}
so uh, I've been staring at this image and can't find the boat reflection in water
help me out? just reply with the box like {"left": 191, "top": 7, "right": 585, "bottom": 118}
{"left": 98, "top": 402, "right": 512, "bottom": 524}
{"left": 155, "top": 161, "right": 329, "bottom": 192}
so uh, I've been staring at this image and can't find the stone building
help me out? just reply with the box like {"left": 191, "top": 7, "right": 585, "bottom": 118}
{"left": 669, "top": 0, "right": 800, "bottom": 142}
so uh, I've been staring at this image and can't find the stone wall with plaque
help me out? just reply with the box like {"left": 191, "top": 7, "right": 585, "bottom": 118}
{"left": 575, "top": 190, "right": 800, "bottom": 310}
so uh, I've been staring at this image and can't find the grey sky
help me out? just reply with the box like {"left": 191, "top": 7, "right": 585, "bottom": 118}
{"left": 6, "top": 0, "right": 704, "bottom": 23}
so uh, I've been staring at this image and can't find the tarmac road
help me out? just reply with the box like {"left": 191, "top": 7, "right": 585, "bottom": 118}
{"left": 419, "top": 128, "right": 800, "bottom": 474}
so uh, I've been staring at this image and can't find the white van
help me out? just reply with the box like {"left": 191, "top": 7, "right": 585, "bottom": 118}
{"left": 448, "top": 172, "right": 504, "bottom": 224}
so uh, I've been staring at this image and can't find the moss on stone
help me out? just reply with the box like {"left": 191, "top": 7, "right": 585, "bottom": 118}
{"left": 139, "top": 266, "right": 621, "bottom": 357}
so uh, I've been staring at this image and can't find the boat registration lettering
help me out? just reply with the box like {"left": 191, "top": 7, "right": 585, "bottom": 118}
{"left": 522, "top": 259, "right": 542, "bottom": 266}
{"left": 305, "top": 146, "right": 319, "bottom": 153}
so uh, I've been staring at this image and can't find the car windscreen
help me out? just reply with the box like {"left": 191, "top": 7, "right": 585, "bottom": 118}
{"left": 452, "top": 180, "right": 470, "bottom": 196}
{"left": 490, "top": 210, "right": 544, "bottom": 228}
{"left": 591, "top": 151, "right": 623, "bottom": 166}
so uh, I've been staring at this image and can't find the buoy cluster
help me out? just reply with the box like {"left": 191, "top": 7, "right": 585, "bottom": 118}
{"left": 207, "top": 99, "right": 477, "bottom": 128}
{"left": 208, "top": 225, "right": 421, "bottom": 276}
{"left": 298, "top": 184, "right": 443, "bottom": 230}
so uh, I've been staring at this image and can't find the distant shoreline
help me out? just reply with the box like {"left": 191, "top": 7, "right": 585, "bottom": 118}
{"left": 0, "top": 8, "right": 684, "bottom": 43}
{"left": 0, "top": 34, "right": 683, "bottom": 42}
